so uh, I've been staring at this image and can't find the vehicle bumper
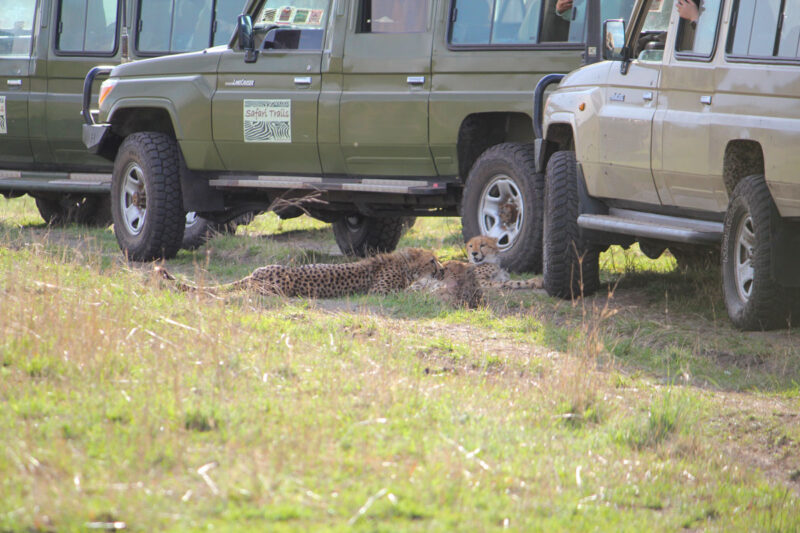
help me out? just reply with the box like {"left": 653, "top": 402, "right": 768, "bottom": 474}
{"left": 83, "top": 123, "right": 112, "bottom": 154}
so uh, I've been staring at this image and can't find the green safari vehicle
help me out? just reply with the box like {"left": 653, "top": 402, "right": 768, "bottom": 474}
{"left": 83, "top": 0, "right": 637, "bottom": 263}
{"left": 0, "top": 0, "right": 247, "bottom": 246}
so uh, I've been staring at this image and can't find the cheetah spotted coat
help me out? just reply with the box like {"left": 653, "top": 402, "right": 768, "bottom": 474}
{"left": 155, "top": 248, "right": 443, "bottom": 298}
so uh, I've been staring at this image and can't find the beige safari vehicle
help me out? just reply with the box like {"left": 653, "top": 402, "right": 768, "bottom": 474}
{"left": 538, "top": 0, "right": 800, "bottom": 330}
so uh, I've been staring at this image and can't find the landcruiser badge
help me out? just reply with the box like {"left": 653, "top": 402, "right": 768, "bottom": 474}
{"left": 226, "top": 79, "right": 255, "bottom": 87}
{"left": 0, "top": 96, "right": 6, "bottom": 134}
{"left": 243, "top": 99, "right": 291, "bottom": 143}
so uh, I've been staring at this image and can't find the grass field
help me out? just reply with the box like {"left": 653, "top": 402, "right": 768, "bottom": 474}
{"left": 1, "top": 196, "right": 799, "bottom": 531}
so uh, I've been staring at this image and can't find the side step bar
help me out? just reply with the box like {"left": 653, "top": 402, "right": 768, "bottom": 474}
{"left": 578, "top": 207, "right": 723, "bottom": 245}
{"left": 0, "top": 171, "right": 111, "bottom": 194}
{"left": 209, "top": 175, "right": 452, "bottom": 196}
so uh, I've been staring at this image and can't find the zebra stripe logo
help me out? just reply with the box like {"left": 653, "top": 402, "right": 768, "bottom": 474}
{"left": 243, "top": 99, "right": 291, "bottom": 143}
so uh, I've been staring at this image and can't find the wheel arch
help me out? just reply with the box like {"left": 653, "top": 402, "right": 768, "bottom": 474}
{"left": 540, "top": 121, "right": 575, "bottom": 173}
{"left": 109, "top": 102, "right": 180, "bottom": 140}
{"left": 456, "top": 112, "right": 535, "bottom": 180}
{"left": 723, "top": 140, "right": 764, "bottom": 197}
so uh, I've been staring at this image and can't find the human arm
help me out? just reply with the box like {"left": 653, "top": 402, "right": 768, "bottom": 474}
{"left": 556, "top": 0, "right": 573, "bottom": 21}
{"left": 676, "top": 0, "right": 699, "bottom": 23}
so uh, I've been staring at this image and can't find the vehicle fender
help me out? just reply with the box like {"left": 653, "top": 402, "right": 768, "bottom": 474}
{"left": 107, "top": 97, "right": 184, "bottom": 139}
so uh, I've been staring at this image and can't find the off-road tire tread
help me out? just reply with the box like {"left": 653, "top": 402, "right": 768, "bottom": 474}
{"left": 543, "top": 151, "right": 600, "bottom": 299}
{"left": 722, "top": 174, "right": 795, "bottom": 330}
{"left": 461, "top": 142, "right": 543, "bottom": 273}
{"left": 333, "top": 216, "right": 406, "bottom": 257}
{"left": 34, "top": 194, "right": 105, "bottom": 226}
{"left": 112, "top": 132, "right": 184, "bottom": 261}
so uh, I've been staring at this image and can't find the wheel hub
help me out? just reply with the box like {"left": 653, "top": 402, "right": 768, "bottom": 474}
{"left": 120, "top": 162, "right": 147, "bottom": 236}
{"left": 499, "top": 202, "right": 518, "bottom": 226}
{"left": 733, "top": 215, "right": 756, "bottom": 302}
{"left": 478, "top": 174, "right": 524, "bottom": 251}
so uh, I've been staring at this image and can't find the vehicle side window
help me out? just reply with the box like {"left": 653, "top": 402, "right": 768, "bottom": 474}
{"left": 212, "top": 0, "right": 249, "bottom": 46}
{"left": 675, "top": 0, "right": 722, "bottom": 57}
{"left": 0, "top": 0, "right": 36, "bottom": 57}
{"left": 57, "top": 0, "right": 118, "bottom": 54}
{"left": 137, "top": 0, "right": 213, "bottom": 54}
{"left": 357, "top": 0, "right": 430, "bottom": 33}
{"left": 728, "top": 0, "right": 800, "bottom": 60}
{"left": 449, "top": 0, "right": 636, "bottom": 47}
{"left": 635, "top": 1, "right": 671, "bottom": 61}
{"left": 255, "top": 1, "right": 329, "bottom": 50}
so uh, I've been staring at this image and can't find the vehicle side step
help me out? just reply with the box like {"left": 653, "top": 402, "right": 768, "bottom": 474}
{"left": 577, "top": 208, "right": 723, "bottom": 245}
{"left": 209, "top": 175, "right": 452, "bottom": 196}
{"left": 0, "top": 171, "right": 111, "bottom": 194}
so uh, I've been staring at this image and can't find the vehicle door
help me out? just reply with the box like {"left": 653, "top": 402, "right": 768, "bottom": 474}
{"left": 652, "top": 0, "right": 725, "bottom": 211}
{"left": 338, "top": 0, "right": 435, "bottom": 176}
{"left": 582, "top": 3, "right": 670, "bottom": 206}
{"left": 211, "top": 1, "right": 327, "bottom": 174}
{"left": 44, "top": 0, "right": 121, "bottom": 167}
{"left": 0, "top": 0, "right": 37, "bottom": 167}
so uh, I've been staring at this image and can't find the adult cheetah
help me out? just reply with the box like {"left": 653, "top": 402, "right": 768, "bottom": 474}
{"left": 155, "top": 248, "right": 443, "bottom": 298}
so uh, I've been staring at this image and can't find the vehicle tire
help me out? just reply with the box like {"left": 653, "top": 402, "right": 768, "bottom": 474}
{"left": 721, "top": 174, "right": 795, "bottom": 330}
{"left": 542, "top": 150, "right": 600, "bottom": 299}
{"left": 332, "top": 215, "right": 407, "bottom": 257}
{"left": 182, "top": 212, "right": 218, "bottom": 250}
{"left": 181, "top": 211, "right": 254, "bottom": 250}
{"left": 669, "top": 245, "right": 719, "bottom": 270}
{"left": 34, "top": 193, "right": 107, "bottom": 226}
{"left": 461, "top": 142, "right": 543, "bottom": 273}
{"left": 91, "top": 194, "right": 113, "bottom": 227}
{"left": 111, "top": 132, "right": 185, "bottom": 261}
{"left": 638, "top": 240, "right": 667, "bottom": 260}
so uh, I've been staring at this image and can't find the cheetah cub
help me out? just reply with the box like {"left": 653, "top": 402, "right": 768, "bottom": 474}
{"left": 466, "top": 236, "right": 543, "bottom": 290}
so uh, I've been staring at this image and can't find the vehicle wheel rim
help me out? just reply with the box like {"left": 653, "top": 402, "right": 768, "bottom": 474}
{"left": 185, "top": 211, "right": 198, "bottom": 229}
{"left": 478, "top": 174, "right": 524, "bottom": 251}
{"left": 734, "top": 214, "right": 756, "bottom": 302}
{"left": 120, "top": 162, "right": 146, "bottom": 236}
{"left": 344, "top": 215, "right": 362, "bottom": 233}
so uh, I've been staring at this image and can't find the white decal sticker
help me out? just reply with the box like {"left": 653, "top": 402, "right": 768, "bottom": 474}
{"left": 0, "top": 96, "right": 6, "bottom": 135}
{"left": 243, "top": 99, "right": 291, "bottom": 143}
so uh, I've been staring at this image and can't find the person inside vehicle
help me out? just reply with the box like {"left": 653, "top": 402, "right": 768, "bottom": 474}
{"left": 676, "top": 0, "right": 699, "bottom": 25}
{"left": 556, "top": 0, "right": 573, "bottom": 20}
{"left": 526, "top": 0, "right": 571, "bottom": 42}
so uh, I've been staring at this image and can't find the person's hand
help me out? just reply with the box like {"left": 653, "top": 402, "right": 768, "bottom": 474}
{"left": 556, "top": 0, "right": 573, "bottom": 15}
{"left": 676, "top": 0, "right": 699, "bottom": 22}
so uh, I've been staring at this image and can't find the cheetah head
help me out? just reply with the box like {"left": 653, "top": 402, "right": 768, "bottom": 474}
{"left": 466, "top": 236, "right": 501, "bottom": 265}
{"left": 402, "top": 248, "right": 444, "bottom": 280}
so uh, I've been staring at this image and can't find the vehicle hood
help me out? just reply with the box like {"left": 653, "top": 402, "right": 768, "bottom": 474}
{"left": 556, "top": 61, "right": 613, "bottom": 90}
{"left": 112, "top": 48, "right": 224, "bottom": 78}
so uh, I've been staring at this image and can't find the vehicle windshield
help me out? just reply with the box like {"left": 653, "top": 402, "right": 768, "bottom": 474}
{"left": 566, "top": 0, "right": 638, "bottom": 42}
{"left": 255, "top": 0, "right": 330, "bottom": 30}
{"left": 0, "top": 0, "right": 36, "bottom": 57}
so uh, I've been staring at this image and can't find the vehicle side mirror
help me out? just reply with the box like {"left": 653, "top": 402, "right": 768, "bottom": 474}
{"left": 603, "top": 19, "right": 626, "bottom": 61}
{"left": 238, "top": 15, "right": 258, "bottom": 63}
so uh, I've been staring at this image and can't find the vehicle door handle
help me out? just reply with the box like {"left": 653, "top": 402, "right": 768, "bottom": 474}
{"left": 407, "top": 76, "right": 425, "bottom": 86}
{"left": 700, "top": 95, "right": 712, "bottom": 105}
{"left": 643, "top": 91, "right": 653, "bottom": 101}
{"left": 6, "top": 79, "right": 22, "bottom": 87}
{"left": 294, "top": 76, "right": 312, "bottom": 86}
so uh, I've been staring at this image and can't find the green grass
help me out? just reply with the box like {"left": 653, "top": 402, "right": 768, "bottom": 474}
{"left": 1, "top": 195, "right": 799, "bottom": 531}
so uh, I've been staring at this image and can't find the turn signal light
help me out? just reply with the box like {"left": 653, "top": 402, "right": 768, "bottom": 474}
{"left": 578, "top": 102, "right": 586, "bottom": 111}
{"left": 98, "top": 79, "right": 117, "bottom": 108}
